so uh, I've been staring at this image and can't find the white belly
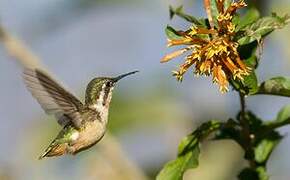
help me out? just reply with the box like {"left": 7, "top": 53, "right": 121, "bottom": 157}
{"left": 71, "top": 120, "right": 107, "bottom": 153}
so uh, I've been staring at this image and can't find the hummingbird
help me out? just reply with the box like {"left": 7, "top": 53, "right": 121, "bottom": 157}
{"left": 23, "top": 68, "right": 138, "bottom": 159}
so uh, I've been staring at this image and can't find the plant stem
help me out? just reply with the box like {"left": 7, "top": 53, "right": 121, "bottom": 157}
{"left": 239, "top": 92, "right": 256, "bottom": 168}
{"left": 239, "top": 93, "right": 247, "bottom": 128}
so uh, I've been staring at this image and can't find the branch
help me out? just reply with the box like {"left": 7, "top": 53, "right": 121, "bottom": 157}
{"left": 0, "top": 26, "right": 42, "bottom": 68}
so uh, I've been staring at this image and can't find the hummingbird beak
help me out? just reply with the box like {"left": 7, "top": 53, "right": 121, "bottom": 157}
{"left": 113, "top": 70, "right": 139, "bottom": 82}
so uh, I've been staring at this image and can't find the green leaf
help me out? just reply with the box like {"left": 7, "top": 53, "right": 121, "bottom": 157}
{"left": 244, "top": 55, "right": 258, "bottom": 69}
{"left": 257, "top": 77, "right": 290, "bottom": 97}
{"left": 215, "top": 119, "right": 242, "bottom": 146}
{"left": 223, "top": 0, "right": 232, "bottom": 10}
{"left": 237, "top": 36, "right": 252, "bottom": 45}
{"left": 210, "top": 0, "right": 219, "bottom": 19}
{"left": 244, "top": 72, "right": 258, "bottom": 95}
{"left": 256, "top": 167, "right": 269, "bottom": 180}
{"left": 238, "top": 167, "right": 269, "bottom": 180}
{"left": 230, "top": 71, "right": 258, "bottom": 95}
{"left": 243, "top": 56, "right": 259, "bottom": 94}
{"left": 262, "top": 105, "right": 290, "bottom": 132}
{"left": 209, "top": 0, "right": 232, "bottom": 19}
{"left": 244, "top": 111, "right": 284, "bottom": 167}
{"left": 254, "top": 106, "right": 290, "bottom": 146}
{"left": 230, "top": 56, "right": 258, "bottom": 95}
{"left": 245, "top": 111, "right": 263, "bottom": 133}
{"left": 237, "top": 41, "right": 258, "bottom": 64}
{"left": 169, "top": 5, "right": 182, "bottom": 20}
{"left": 169, "top": 5, "right": 206, "bottom": 27}
{"left": 254, "top": 131, "right": 282, "bottom": 164}
{"left": 177, "top": 134, "right": 198, "bottom": 156}
{"left": 236, "top": 8, "right": 260, "bottom": 31}
{"left": 157, "top": 121, "right": 221, "bottom": 180}
{"left": 232, "top": 14, "right": 241, "bottom": 27}
{"left": 156, "top": 148, "right": 200, "bottom": 180}
{"left": 276, "top": 105, "right": 290, "bottom": 123}
{"left": 209, "top": 0, "right": 233, "bottom": 27}
{"left": 169, "top": 5, "right": 208, "bottom": 27}
{"left": 165, "top": 25, "right": 183, "bottom": 40}
{"left": 178, "top": 120, "right": 221, "bottom": 155}
{"left": 238, "top": 14, "right": 289, "bottom": 45}
{"left": 233, "top": 43, "right": 259, "bottom": 94}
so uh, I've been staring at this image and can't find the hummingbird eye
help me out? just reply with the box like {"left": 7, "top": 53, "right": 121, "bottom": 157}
{"left": 106, "top": 81, "right": 113, "bottom": 87}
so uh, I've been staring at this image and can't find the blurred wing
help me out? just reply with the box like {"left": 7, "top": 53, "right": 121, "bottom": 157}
{"left": 23, "top": 68, "right": 83, "bottom": 128}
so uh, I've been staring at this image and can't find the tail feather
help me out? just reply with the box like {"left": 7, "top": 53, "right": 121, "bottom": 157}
{"left": 39, "top": 143, "right": 66, "bottom": 159}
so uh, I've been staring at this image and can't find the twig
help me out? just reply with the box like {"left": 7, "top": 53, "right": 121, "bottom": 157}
{"left": 0, "top": 26, "right": 42, "bottom": 68}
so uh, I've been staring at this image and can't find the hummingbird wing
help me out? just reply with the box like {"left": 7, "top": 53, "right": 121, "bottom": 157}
{"left": 23, "top": 68, "right": 84, "bottom": 128}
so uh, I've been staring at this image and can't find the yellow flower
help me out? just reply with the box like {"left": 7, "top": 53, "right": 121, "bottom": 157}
{"left": 227, "top": 23, "right": 236, "bottom": 33}
{"left": 188, "top": 26, "right": 198, "bottom": 36}
{"left": 161, "top": 0, "right": 250, "bottom": 93}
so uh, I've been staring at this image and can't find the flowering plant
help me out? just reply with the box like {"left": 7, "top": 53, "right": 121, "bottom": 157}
{"left": 158, "top": 0, "right": 289, "bottom": 179}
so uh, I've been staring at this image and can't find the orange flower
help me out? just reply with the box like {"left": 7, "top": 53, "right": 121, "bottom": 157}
{"left": 161, "top": 0, "right": 250, "bottom": 93}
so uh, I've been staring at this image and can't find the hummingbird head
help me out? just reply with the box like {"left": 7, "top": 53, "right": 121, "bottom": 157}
{"left": 85, "top": 71, "right": 138, "bottom": 109}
